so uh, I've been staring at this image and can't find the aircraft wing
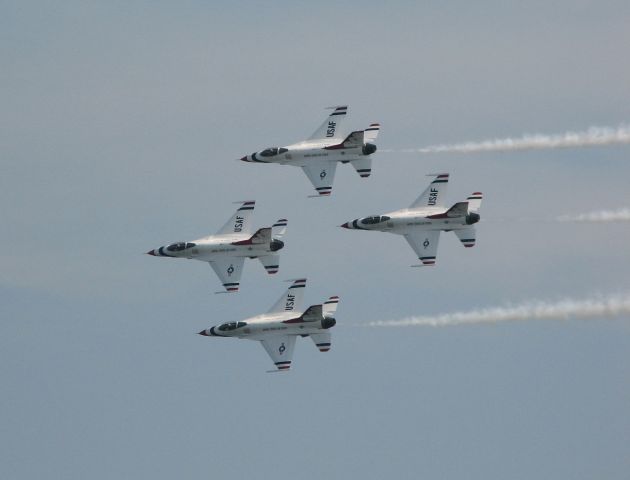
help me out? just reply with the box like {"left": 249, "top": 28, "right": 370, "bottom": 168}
{"left": 454, "top": 227, "right": 477, "bottom": 248}
{"left": 409, "top": 174, "right": 449, "bottom": 209}
{"left": 208, "top": 257, "right": 245, "bottom": 292}
{"left": 267, "top": 278, "right": 306, "bottom": 314}
{"left": 301, "top": 160, "right": 337, "bottom": 196}
{"left": 307, "top": 106, "right": 348, "bottom": 141}
{"left": 260, "top": 335, "right": 296, "bottom": 370}
{"left": 216, "top": 201, "right": 255, "bottom": 236}
{"left": 404, "top": 230, "right": 441, "bottom": 266}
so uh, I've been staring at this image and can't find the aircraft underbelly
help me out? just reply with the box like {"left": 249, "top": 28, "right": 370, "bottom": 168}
{"left": 193, "top": 243, "right": 267, "bottom": 260}
{"left": 240, "top": 322, "right": 323, "bottom": 340}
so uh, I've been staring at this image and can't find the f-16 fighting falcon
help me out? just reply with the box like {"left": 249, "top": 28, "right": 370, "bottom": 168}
{"left": 341, "top": 174, "right": 483, "bottom": 266}
{"left": 198, "top": 279, "right": 339, "bottom": 371}
{"left": 240, "top": 106, "right": 380, "bottom": 196}
{"left": 147, "top": 201, "right": 287, "bottom": 292}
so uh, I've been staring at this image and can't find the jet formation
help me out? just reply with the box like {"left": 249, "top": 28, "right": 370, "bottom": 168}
{"left": 148, "top": 106, "right": 484, "bottom": 370}
{"left": 240, "top": 106, "right": 380, "bottom": 196}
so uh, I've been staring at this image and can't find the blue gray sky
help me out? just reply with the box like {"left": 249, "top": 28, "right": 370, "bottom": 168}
{"left": 2, "top": 1, "right": 629, "bottom": 479}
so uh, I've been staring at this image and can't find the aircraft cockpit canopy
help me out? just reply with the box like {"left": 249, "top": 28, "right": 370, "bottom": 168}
{"left": 260, "top": 147, "right": 289, "bottom": 157}
{"left": 217, "top": 321, "right": 247, "bottom": 331}
{"left": 360, "top": 215, "right": 391, "bottom": 225}
{"left": 166, "top": 242, "right": 196, "bottom": 252}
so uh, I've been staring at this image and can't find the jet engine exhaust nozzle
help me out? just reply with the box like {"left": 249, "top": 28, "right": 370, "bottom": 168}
{"left": 362, "top": 143, "right": 377, "bottom": 156}
{"left": 270, "top": 239, "right": 285, "bottom": 252}
{"left": 465, "top": 212, "right": 481, "bottom": 225}
{"left": 321, "top": 317, "right": 336, "bottom": 329}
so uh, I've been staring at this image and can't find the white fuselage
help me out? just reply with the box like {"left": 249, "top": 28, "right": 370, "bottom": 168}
{"left": 148, "top": 233, "right": 277, "bottom": 262}
{"left": 343, "top": 207, "right": 476, "bottom": 235}
{"left": 243, "top": 140, "right": 367, "bottom": 166}
{"left": 203, "top": 311, "right": 334, "bottom": 342}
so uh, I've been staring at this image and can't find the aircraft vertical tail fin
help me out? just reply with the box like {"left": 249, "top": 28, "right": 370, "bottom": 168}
{"left": 444, "top": 201, "right": 469, "bottom": 218}
{"left": 232, "top": 227, "right": 271, "bottom": 245}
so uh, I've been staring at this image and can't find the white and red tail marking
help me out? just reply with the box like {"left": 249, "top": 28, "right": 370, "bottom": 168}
{"left": 323, "top": 295, "right": 339, "bottom": 318}
{"left": 467, "top": 192, "right": 483, "bottom": 212}
{"left": 311, "top": 332, "right": 332, "bottom": 353}
{"left": 272, "top": 218, "right": 288, "bottom": 238}
{"left": 259, "top": 255, "right": 280, "bottom": 275}
{"left": 364, "top": 123, "right": 380, "bottom": 143}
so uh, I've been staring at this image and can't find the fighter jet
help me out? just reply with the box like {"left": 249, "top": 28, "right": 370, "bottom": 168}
{"left": 240, "top": 106, "right": 380, "bottom": 196}
{"left": 198, "top": 279, "right": 339, "bottom": 371}
{"left": 341, "top": 174, "right": 483, "bottom": 266}
{"left": 147, "top": 201, "right": 287, "bottom": 292}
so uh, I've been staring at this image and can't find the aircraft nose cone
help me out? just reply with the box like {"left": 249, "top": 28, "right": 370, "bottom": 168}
{"left": 198, "top": 330, "right": 209, "bottom": 336}
{"left": 240, "top": 155, "right": 249, "bottom": 162}
{"left": 340, "top": 222, "right": 349, "bottom": 229}
{"left": 146, "top": 250, "right": 156, "bottom": 256}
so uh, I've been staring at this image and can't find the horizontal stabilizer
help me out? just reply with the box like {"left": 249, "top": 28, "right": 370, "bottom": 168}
{"left": 454, "top": 227, "right": 477, "bottom": 248}
{"left": 322, "top": 296, "right": 339, "bottom": 318}
{"left": 350, "top": 157, "right": 372, "bottom": 178}
{"left": 467, "top": 192, "right": 483, "bottom": 212}
{"left": 364, "top": 123, "right": 380, "bottom": 143}
{"left": 272, "top": 218, "right": 288, "bottom": 239}
{"left": 310, "top": 331, "right": 332, "bottom": 352}
{"left": 258, "top": 254, "right": 279, "bottom": 275}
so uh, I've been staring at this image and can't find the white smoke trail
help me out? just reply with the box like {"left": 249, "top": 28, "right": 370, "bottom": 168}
{"left": 557, "top": 208, "right": 630, "bottom": 223}
{"left": 367, "top": 293, "right": 630, "bottom": 327}
{"left": 396, "top": 124, "right": 630, "bottom": 154}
